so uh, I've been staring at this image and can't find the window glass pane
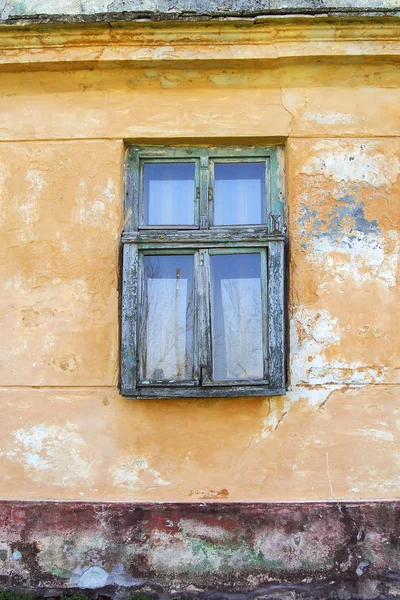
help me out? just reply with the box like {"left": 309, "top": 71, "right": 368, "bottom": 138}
{"left": 214, "top": 162, "right": 265, "bottom": 225}
{"left": 211, "top": 253, "right": 264, "bottom": 381}
{"left": 144, "top": 162, "right": 196, "bottom": 225}
{"left": 141, "top": 255, "right": 194, "bottom": 382}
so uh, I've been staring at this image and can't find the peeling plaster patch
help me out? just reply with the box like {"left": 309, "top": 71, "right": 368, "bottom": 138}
{"left": 303, "top": 112, "right": 353, "bottom": 125}
{"left": 37, "top": 532, "right": 111, "bottom": 579}
{"left": 257, "top": 385, "right": 341, "bottom": 442}
{"left": 368, "top": 474, "right": 400, "bottom": 493}
{"left": 52, "top": 353, "right": 80, "bottom": 374}
{"left": 290, "top": 308, "right": 387, "bottom": 385}
{"left": 10, "top": 340, "right": 28, "bottom": 357}
{"left": 309, "top": 231, "right": 399, "bottom": 289}
{"left": 301, "top": 142, "right": 399, "bottom": 187}
{"left": 254, "top": 524, "right": 337, "bottom": 570}
{"left": 296, "top": 308, "right": 341, "bottom": 345}
{"left": 74, "top": 179, "right": 89, "bottom": 225}
{"left": 112, "top": 457, "right": 171, "bottom": 491}
{"left": 18, "top": 169, "right": 44, "bottom": 242}
{"left": 146, "top": 528, "right": 257, "bottom": 575}
{"left": 298, "top": 193, "right": 380, "bottom": 244}
{"left": 286, "top": 385, "right": 342, "bottom": 409}
{"left": 55, "top": 231, "right": 70, "bottom": 254}
{"left": 146, "top": 530, "right": 204, "bottom": 573}
{"left": 179, "top": 519, "right": 227, "bottom": 541}
{"left": 79, "top": 566, "right": 109, "bottom": 589}
{"left": 290, "top": 308, "right": 340, "bottom": 386}
{"left": 43, "top": 334, "right": 55, "bottom": 352}
{"left": 69, "top": 278, "right": 91, "bottom": 303}
{"left": 4, "top": 274, "right": 25, "bottom": 291}
{"left": 4, "top": 423, "right": 92, "bottom": 486}
{"left": 107, "top": 563, "right": 141, "bottom": 588}
{"left": 73, "top": 177, "right": 117, "bottom": 229}
{"left": 0, "top": 161, "right": 10, "bottom": 227}
{"left": 355, "top": 428, "right": 395, "bottom": 442}
{"left": 296, "top": 152, "right": 399, "bottom": 291}
{"left": 260, "top": 398, "right": 290, "bottom": 439}
{"left": 140, "top": 68, "right": 203, "bottom": 89}
{"left": 188, "top": 488, "right": 229, "bottom": 500}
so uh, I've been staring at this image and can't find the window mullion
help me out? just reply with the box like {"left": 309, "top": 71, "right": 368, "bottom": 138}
{"left": 196, "top": 249, "right": 212, "bottom": 385}
{"left": 199, "top": 154, "right": 210, "bottom": 229}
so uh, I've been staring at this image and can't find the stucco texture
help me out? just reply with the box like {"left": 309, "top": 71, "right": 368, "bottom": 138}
{"left": 0, "top": 19, "right": 399, "bottom": 502}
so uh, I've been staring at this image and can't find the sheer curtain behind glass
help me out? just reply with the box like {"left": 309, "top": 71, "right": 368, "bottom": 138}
{"left": 142, "top": 255, "right": 194, "bottom": 381}
{"left": 211, "top": 253, "right": 263, "bottom": 381}
{"left": 144, "top": 163, "right": 195, "bottom": 225}
{"left": 213, "top": 162, "right": 265, "bottom": 225}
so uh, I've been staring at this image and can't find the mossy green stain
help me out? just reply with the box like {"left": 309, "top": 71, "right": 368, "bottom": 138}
{"left": 51, "top": 567, "right": 74, "bottom": 579}
{"left": 177, "top": 534, "right": 284, "bottom": 573}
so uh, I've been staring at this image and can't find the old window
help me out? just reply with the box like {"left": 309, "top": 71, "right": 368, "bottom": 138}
{"left": 121, "top": 146, "right": 286, "bottom": 398}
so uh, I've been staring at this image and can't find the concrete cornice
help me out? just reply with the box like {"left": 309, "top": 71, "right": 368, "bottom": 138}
{"left": 0, "top": 17, "right": 399, "bottom": 70}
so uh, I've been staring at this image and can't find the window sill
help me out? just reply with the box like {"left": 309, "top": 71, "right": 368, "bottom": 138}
{"left": 120, "top": 386, "right": 286, "bottom": 399}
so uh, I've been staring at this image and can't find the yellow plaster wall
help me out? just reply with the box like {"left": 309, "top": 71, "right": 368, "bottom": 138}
{"left": 0, "top": 20, "right": 399, "bottom": 501}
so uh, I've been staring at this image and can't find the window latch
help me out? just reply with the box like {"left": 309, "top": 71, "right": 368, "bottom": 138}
{"left": 268, "top": 212, "right": 285, "bottom": 234}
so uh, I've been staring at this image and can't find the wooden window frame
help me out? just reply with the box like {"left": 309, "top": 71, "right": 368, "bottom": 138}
{"left": 121, "top": 145, "right": 286, "bottom": 399}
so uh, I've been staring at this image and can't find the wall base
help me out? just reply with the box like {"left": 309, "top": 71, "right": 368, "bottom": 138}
{"left": 0, "top": 501, "right": 398, "bottom": 599}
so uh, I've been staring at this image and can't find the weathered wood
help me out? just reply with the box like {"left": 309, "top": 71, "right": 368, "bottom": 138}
{"left": 120, "top": 244, "right": 138, "bottom": 395}
{"left": 124, "top": 146, "right": 139, "bottom": 232}
{"left": 122, "top": 228, "right": 285, "bottom": 245}
{"left": 196, "top": 249, "right": 212, "bottom": 384}
{"left": 270, "top": 144, "right": 286, "bottom": 220}
{"left": 122, "top": 385, "right": 286, "bottom": 399}
{"left": 127, "top": 145, "right": 285, "bottom": 230}
{"left": 267, "top": 241, "right": 285, "bottom": 391}
{"left": 130, "top": 145, "right": 281, "bottom": 160}
{"left": 200, "top": 155, "right": 209, "bottom": 229}
{"left": 121, "top": 144, "right": 287, "bottom": 399}
{"left": 260, "top": 248, "right": 269, "bottom": 380}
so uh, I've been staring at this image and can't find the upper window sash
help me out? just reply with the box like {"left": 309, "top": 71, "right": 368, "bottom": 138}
{"left": 140, "top": 158, "right": 200, "bottom": 229}
{"left": 124, "top": 145, "right": 285, "bottom": 234}
{"left": 209, "top": 158, "right": 269, "bottom": 227}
